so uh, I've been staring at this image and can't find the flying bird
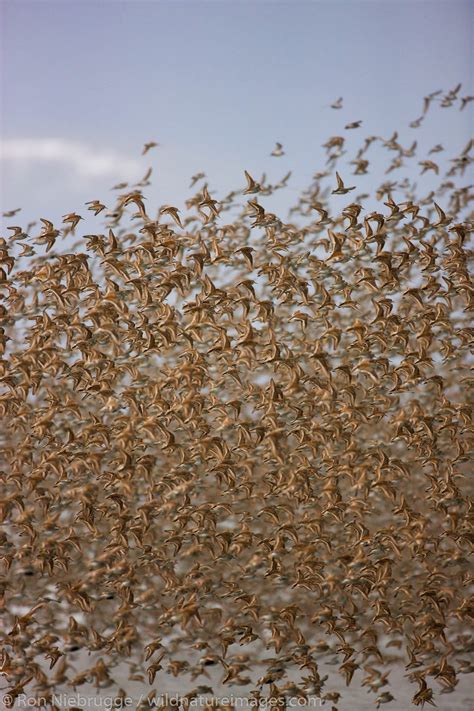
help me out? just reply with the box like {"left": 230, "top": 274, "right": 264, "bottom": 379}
{"left": 331, "top": 97, "right": 343, "bottom": 109}
{"left": 271, "top": 142, "right": 285, "bottom": 157}
{"left": 142, "top": 141, "right": 159, "bottom": 154}
{"left": 332, "top": 171, "right": 356, "bottom": 194}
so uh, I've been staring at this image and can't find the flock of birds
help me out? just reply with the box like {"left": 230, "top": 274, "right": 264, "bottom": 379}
{"left": 0, "top": 87, "right": 473, "bottom": 710}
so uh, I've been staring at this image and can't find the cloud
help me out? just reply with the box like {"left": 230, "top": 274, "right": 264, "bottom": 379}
{"left": 0, "top": 138, "right": 141, "bottom": 180}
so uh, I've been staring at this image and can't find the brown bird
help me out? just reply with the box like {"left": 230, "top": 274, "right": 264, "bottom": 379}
{"left": 159, "top": 204, "right": 183, "bottom": 227}
{"left": 142, "top": 141, "right": 159, "bottom": 154}
{"left": 332, "top": 171, "right": 356, "bottom": 194}
{"left": 243, "top": 170, "right": 261, "bottom": 194}
{"left": 419, "top": 160, "right": 439, "bottom": 174}
{"left": 85, "top": 200, "right": 107, "bottom": 215}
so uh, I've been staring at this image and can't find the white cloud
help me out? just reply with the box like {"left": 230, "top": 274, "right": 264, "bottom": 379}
{"left": 0, "top": 138, "right": 141, "bottom": 180}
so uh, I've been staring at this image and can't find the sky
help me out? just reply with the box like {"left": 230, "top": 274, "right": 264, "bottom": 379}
{"left": 0, "top": 0, "right": 472, "bottom": 232}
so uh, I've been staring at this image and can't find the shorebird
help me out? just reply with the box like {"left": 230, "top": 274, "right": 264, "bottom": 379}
{"left": 332, "top": 171, "right": 356, "bottom": 194}
{"left": 142, "top": 141, "right": 159, "bottom": 154}
{"left": 271, "top": 142, "right": 285, "bottom": 157}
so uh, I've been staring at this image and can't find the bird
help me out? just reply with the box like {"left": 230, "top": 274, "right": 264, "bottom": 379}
{"left": 271, "top": 142, "right": 285, "bottom": 157}
{"left": 136, "top": 167, "right": 153, "bottom": 186}
{"left": 159, "top": 204, "right": 183, "bottom": 227}
{"left": 190, "top": 172, "right": 206, "bottom": 187}
{"left": 409, "top": 116, "right": 424, "bottom": 128}
{"left": 85, "top": 200, "right": 107, "bottom": 215}
{"left": 142, "top": 141, "right": 159, "bottom": 154}
{"left": 332, "top": 172, "right": 356, "bottom": 194}
{"left": 423, "top": 89, "right": 442, "bottom": 113}
{"left": 243, "top": 170, "right": 261, "bottom": 194}
{"left": 419, "top": 160, "right": 439, "bottom": 175}
{"left": 330, "top": 97, "right": 343, "bottom": 109}
{"left": 460, "top": 95, "right": 474, "bottom": 110}
{"left": 62, "top": 212, "right": 83, "bottom": 230}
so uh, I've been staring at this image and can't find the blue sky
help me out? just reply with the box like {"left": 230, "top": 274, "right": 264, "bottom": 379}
{"left": 1, "top": 0, "right": 472, "bottom": 231}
